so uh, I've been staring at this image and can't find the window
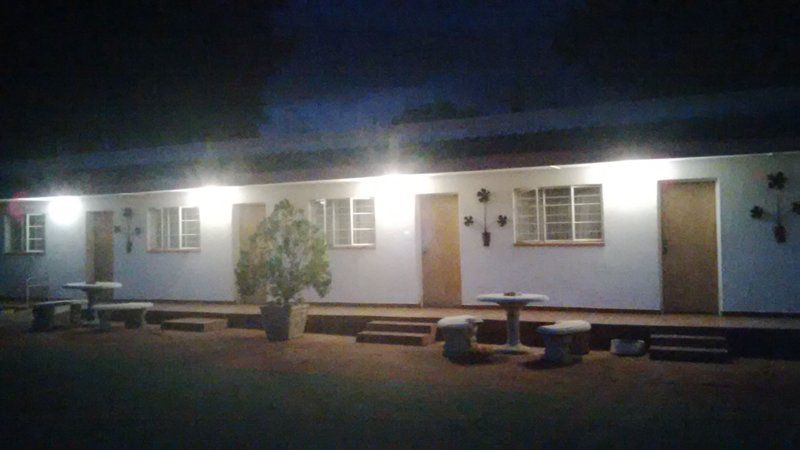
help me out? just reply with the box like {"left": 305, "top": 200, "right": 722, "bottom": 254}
{"left": 513, "top": 185, "right": 603, "bottom": 244}
{"left": 148, "top": 207, "right": 200, "bottom": 251}
{"left": 309, "top": 198, "right": 376, "bottom": 247}
{"left": 3, "top": 214, "right": 45, "bottom": 254}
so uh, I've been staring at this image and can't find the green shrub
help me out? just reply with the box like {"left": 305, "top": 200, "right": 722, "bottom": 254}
{"left": 235, "top": 200, "right": 331, "bottom": 305}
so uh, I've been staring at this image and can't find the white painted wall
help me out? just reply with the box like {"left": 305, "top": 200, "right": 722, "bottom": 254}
{"left": 1, "top": 152, "right": 798, "bottom": 313}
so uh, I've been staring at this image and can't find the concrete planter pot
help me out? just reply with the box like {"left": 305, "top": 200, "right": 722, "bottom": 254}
{"left": 260, "top": 303, "right": 309, "bottom": 341}
{"left": 240, "top": 293, "right": 268, "bottom": 305}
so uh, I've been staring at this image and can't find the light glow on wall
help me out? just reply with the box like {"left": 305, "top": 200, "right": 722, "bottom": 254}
{"left": 186, "top": 186, "right": 241, "bottom": 226}
{"left": 47, "top": 196, "right": 82, "bottom": 226}
{"left": 356, "top": 173, "right": 433, "bottom": 229}
{"left": 586, "top": 159, "right": 676, "bottom": 211}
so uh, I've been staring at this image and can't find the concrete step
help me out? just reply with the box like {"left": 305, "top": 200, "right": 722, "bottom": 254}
{"left": 356, "top": 330, "right": 435, "bottom": 346}
{"left": 649, "top": 345, "right": 731, "bottom": 363}
{"left": 161, "top": 317, "right": 228, "bottom": 332}
{"left": 365, "top": 320, "right": 436, "bottom": 334}
{"left": 650, "top": 334, "right": 728, "bottom": 349}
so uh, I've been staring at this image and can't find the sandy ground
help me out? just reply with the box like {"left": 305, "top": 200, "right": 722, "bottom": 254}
{"left": 2, "top": 312, "right": 799, "bottom": 448}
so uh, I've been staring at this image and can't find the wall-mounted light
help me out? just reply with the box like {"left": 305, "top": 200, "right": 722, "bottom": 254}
{"left": 47, "top": 196, "right": 82, "bottom": 226}
{"left": 187, "top": 185, "right": 240, "bottom": 226}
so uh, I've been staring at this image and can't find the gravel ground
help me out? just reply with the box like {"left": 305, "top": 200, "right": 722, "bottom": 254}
{"left": 2, "top": 313, "right": 799, "bottom": 448}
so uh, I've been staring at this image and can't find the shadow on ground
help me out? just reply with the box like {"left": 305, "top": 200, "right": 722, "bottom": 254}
{"left": 2, "top": 319, "right": 800, "bottom": 448}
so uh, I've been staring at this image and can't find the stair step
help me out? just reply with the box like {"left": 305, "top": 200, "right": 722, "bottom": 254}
{"left": 356, "top": 331, "right": 434, "bottom": 346}
{"left": 161, "top": 317, "right": 228, "bottom": 332}
{"left": 365, "top": 320, "right": 436, "bottom": 334}
{"left": 649, "top": 345, "right": 730, "bottom": 363}
{"left": 650, "top": 334, "right": 728, "bottom": 349}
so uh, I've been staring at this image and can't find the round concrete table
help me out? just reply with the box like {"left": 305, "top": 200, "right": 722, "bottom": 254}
{"left": 62, "top": 282, "right": 122, "bottom": 322}
{"left": 477, "top": 293, "right": 548, "bottom": 353}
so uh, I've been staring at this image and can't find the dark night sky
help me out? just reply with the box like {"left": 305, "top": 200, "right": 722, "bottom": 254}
{"left": 1, "top": 0, "right": 798, "bottom": 160}
{"left": 261, "top": 1, "right": 588, "bottom": 133}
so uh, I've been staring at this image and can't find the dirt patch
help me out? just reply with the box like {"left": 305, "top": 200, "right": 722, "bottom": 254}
{"left": 3, "top": 321, "right": 800, "bottom": 447}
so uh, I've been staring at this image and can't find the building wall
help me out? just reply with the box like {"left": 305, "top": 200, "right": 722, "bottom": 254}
{"left": 1, "top": 152, "right": 798, "bottom": 313}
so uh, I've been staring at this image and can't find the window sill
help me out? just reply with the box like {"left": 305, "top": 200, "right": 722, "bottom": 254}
{"left": 329, "top": 245, "right": 376, "bottom": 250}
{"left": 3, "top": 252, "right": 46, "bottom": 256}
{"left": 514, "top": 241, "right": 605, "bottom": 247}
{"left": 147, "top": 248, "right": 201, "bottom": 253}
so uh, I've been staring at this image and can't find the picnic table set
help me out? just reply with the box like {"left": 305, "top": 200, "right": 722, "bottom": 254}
{"left": 31, "top": 282, "right": 153, "bottom": 331}
{"left": 438, "top": 292, "right": 592, "bottom": 364}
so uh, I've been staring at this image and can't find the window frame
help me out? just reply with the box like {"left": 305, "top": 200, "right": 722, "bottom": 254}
{"left": 25, "top": 214, "right": 46, "bottom": 253}
{"left": 513, "top": 184, "right": 604, "bottom": 246}
{"left": 147, "top": 206, "right": 201, "bottom": 252}
{"left": 3, "top": 213, "right": 45, "bottom": 255}
{"left": 309, "top": 197, "right": 376, "bottom": 249}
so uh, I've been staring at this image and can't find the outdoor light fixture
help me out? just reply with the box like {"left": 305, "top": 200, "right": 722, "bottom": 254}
{"left": 586, "top": 159, "right": 675, "bottom": 211}
{"left": 354, "top": 173, "right": 432, "bottom": 229}
{"left": 186, "top": 185, "right": 240, "bottom": 226}
{"left": 47, "top": 196, "right": 82, "bottom": 226}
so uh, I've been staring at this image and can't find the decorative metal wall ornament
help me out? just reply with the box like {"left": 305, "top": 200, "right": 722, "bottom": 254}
{"left": 750, "top": 172, "right": 800, "bottom": 243}
{"left": 463, "top": 188, "right": 508, "bottom": 247}
{"left": 114, "top": 207, "right": 142, "bottom": 253}
{"left": 477, "top": 188, "right": 492, "bottom": 246}
{"left": 477, "top": 188, "right": 490, "bottom": 203}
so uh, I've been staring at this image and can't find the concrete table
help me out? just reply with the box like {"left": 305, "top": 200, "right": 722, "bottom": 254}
{"left": 477, "top": 293, "right": 548, "bottom": 353}
{"left": 62, "top": 282, "right": 122, "bottom": 323}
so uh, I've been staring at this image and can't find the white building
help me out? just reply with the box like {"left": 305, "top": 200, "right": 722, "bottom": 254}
{"left": 2, "top": 89, "right": 799, "bottom": 314}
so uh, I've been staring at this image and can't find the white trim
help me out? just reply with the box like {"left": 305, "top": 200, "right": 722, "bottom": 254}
{"left": 148, "top": 206, "right": 200, "bottom": 251}
{"left": 312, "top": 197, "right": 376, "bottom": 249}
{"left": 514, "top": 185, "right": 603, "bottom": 244}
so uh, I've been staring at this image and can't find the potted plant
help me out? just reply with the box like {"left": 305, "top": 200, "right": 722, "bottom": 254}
{"left": 235, "top": 199, "right": 331, "bottom": 340}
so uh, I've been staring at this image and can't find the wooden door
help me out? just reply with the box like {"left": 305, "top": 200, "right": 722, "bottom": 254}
{"left": 232, "top": 204, "right": 267, "bottom": 303}
{"left": 660, "top": 181, "right": 719, "bottom": 314}
{"left": 86, "top": 211, "right": 114, "bottom": 283}
{"left": 419, "top": 194, "right": 462, "bottom": 307}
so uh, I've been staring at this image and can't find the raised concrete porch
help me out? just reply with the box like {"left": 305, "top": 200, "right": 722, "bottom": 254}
{"left": 145, "top": 303, "right": 800, "bottom": 359}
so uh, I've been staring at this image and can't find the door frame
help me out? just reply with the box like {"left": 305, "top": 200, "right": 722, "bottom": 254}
{"left": 85, "top": 210, "right": 115, "bottom": 284}
{"left": 656, "top": 178, "right": 723, "bottom": 315}
{"left": 416, "top": 192, "right": 463, "bottom": 307}
{"left": 231, "top": 203, "right": 267, "bottom": 302}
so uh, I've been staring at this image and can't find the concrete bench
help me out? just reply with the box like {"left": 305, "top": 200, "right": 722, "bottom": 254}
{"left": 31, "top": 300, "right": 88, "bottom": 331}
{"left": 93, "top": 302, "right": 154, "bottom": 330}
{"left": 537, "top": 320, "right": 592, "bottom": 364}
{"left": 436, "top": 315, "right": 483, "bottom": 359}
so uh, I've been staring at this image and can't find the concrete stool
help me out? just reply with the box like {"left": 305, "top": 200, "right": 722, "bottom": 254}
{"left": 94, "top": 302, "right": 154, "bottom": 331}
{"left": 537, "top": 320, "right": 592, "bottom": 364}
{"left": 68, "top": 299, "right": 88, "bottom": 326}
{"left": 31, "top": 300, "right": 88, "bottom": 331}
{"left": 436, "top": 315, "right": 483, "bottom": 359}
